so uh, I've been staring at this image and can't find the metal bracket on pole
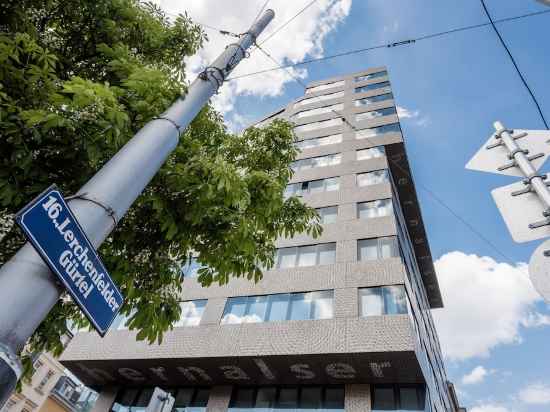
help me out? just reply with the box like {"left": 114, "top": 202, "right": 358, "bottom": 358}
{"left": 486, "top": 131, "right": 528, "bottom": 149}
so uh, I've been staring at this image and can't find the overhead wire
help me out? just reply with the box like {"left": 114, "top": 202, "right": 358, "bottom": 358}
{"left": 256, "top": 41, "right": 516, "bottom": 264}
{"left": 228, "top": 8, "right": 550, "bottom": 80}
{"left": 252, "top": 0, "right": 271, "bottom": 26}
{"left": 479, "top": 0, "right": 549, "bottom": 130}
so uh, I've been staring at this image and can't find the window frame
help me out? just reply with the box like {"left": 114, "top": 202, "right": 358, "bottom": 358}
{"left": 354, "top": 71, "right": 388, "bottom": 83}
{"left": 355, "top": 107, "right": 397, "bottom": 122}
{"left": 357, "top": 236, "right": 399, "bottom": 261}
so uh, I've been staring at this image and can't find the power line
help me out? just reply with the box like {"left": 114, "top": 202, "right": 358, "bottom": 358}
{"left": 163, "top": 10, "right": 240, "bottom": 37}
{"left": 258, "top": 0, "right": 321, "bottom": 45}
{"left": 252, "top": 0, "right": 270, "bottom": 26}
{"left": 479, "top": 0, "right": 549, "bottom": 130}
{"left": 228, "top": 8, "right": 550, "bottom": 80}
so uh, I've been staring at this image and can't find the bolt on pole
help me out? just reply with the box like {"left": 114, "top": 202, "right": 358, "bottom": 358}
{"left": 0, "top": 9, "right": 274, "bottom": 406}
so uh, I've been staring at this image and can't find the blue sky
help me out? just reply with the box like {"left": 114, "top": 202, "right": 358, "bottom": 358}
{"left": 163, "top": 0, "right": 550, "bottom": 410}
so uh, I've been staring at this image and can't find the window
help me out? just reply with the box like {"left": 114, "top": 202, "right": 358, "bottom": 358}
{"left": 357, "top": 170, "right": 389, "bottom": 187}
{"left": 355, "top": 107, "right": 397, "bottom": 122}
{"left": 112, "top": 387, "right": 210, "bottom": 412}
{"left": 357, "top": 199, "right": 393, "bottom": 219}
{"left": 174, "top": 300, "right": 207, "bottom": 327}
{"left": 357, "top": 237, "right": 399, "bottom": 261}
{"left": 293, "top": 103, "right": 344, "bottom": 119}
{"left": 33, "top": 359, "right": 43, "bottom": 372}
{"left": 221, "top": 291, "right": 334, "bottom": 324}
{"left": 356, "top": 123, "right": 401, "bottom": 140}
{"left": 37, "top": 370, "right": 55, "bottom": 391}
{"left": 275, "top": 243, "right": 336, "bottom": 268}
{"left": 359, "top": 285, "right": 408, "bottom": 316}
{"left": 284, "top": 177, "right": 340, "bottom": 198}
{"left": 291, "top": 154, "right": 341, "bottom": 171}
{"left": 306, "top": 80, "right": 345, "bottom": 94}
{"left": 356, "top": 147, "right": 385, "bottom": 161}
{"left": 294, "top": 118, "right": 343, "bottom": 134}
{"left": 355, "top": 93, "right": 393, "bottom": 107}
{"left": 317, "top": 206, "right": 338, "bottom": 224}
{"left": 354, "top": 81, "right": 391, "bottom": 94}
{"left": 296, "top": 134, "right": 342, "bottom": 150}
{"left": 229, "top": 386, "right": 344, "bottom": 411}
{"left": 294, "top": 91, "right": 345, "bottom": 108}
{"left": 372, "top": 385, "right": 425, "bottom": 411}
{"left": 181, "top": 257, "right": 205, "bottom": 278}
{"left": 354, "top": 71, "right": 387, "bottom": 82}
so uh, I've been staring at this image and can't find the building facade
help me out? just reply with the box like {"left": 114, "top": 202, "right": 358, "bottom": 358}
{"left": 60, "top": 67, "right": 462, "bottom": 412}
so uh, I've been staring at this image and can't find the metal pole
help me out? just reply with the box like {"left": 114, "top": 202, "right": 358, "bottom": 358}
{"left": 494, "top": 121, "right": 550, "bottom": 215}
{"left": 0, "top": 10, "right": 274, "bottom": 406}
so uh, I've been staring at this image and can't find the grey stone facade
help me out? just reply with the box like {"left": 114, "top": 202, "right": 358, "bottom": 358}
{"left": 61, "top": 67, "right": 459, "bottom": 412}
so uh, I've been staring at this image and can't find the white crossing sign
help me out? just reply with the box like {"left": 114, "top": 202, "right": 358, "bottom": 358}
{"left": 529, "top": 238, "right": 550, "bottom": 302}
{"left": 466, "top": 129, "right": 550, "bottom": 177}
{"left": 492, "top": 173, "right": 550, "bottom": 243}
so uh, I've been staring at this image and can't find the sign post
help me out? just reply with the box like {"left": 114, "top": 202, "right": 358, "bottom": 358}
{"left": 16, "top": 185, "right": 123, "bottom": 336}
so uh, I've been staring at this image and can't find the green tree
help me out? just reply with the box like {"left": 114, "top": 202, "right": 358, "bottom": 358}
{"left": 0, "top": 0, "right": 321, "bottom": 379}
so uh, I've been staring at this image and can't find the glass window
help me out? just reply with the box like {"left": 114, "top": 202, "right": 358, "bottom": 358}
{"left": 306, "top": 80, "right": 345, "bottom": 94}
{"left": 256, "top": 387, "right": 277, "bottom": 409}
{"left": 356, "top": 147, "right": 385, "bottom": 161}
{"left": 355, "top": 93, "right": 393, "bottom": 107}
{"left": 325, "top": 177, "right": 340, "bottom": 192}
{"left": 357, "top": 199, "right": 393, "bottom": 219}
{"left": 285, "top": 178, "right": 340, "bottom": 197}
{"left": 354, "top": 81, "right": 391, "bottom": 94}
{"left": 359, "top": 287, "right": 384, "bottom": 316}
{"left": 112, "top": 388, "right": 210, "bottom": 412}
{"left": 354, "top": 71, "right": 387, "bottom": 82}
{"left": 373, "top": 386, "right": 396, "bottom": 410}
{"left": 221, "top": 297, "right": 248, "bottom": 324}
{"left": 289, "top": 293, "right": 313, "bottom": 321}
{"left": 357, "top": 238, "right": 379, "bottom": 261}
{"left": 301, "top": 387, "right": 323, "bottom": 409}
{"left": 295, "top": 134, "right": 342, "bottom": 150}
{"left": 318, "top": 243, "right": 336, "bottom": 265}
{"left": 324, "top": 387, "right": 345, "bottom": 411}
{"left": 293, "top": 103, "right": 344, "bottom": 119}
{"left": 277, "top": 247, "right": 297, "bottom": 268}
{"left": 277, "top": 388, "right": 299, "bottom": 409}
{"left": 294, "top": 91, "right": 345, "bottom": 108}
{"left": 294, "top": 118, "right": 343, "bottom": 134}
{"left": 175, "top": 300, "right": 207, "bottom": 327}
{"left": 379, "top": 237, "right": 399, "bottom": 259}
{"left": 317, "top": 206, "right": 338, "bottom": 224}
{"left": 244, "top": 295, "right": 268, "bottom": 323}
{"left": 356, "top": 123, "right": 401, "bottom": 140}
{"left": 297, "top": 245, "right": 317, "bottom": 267}
{"left": 312, "top": 290, "right": 334, "bottom": 319}
{"left": 293, "top": 154, "right": 341, "bottom": 172}
{"left": 265, "top": 294, "right": 290, "bottom": 321}
{"left": 355, "top": 107, "right": 396, "bottom": 122}
{"left": 283, "top": 183, "right": 301, "bottom": 198}
{"left": 360, "top": 286, "right": 407, "bottom": 317}
{"left": 357, "top": 170, "right": 389, "bottom": 187}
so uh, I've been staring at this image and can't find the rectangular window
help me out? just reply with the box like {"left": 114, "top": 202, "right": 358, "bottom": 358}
{"left": 296, "top": 134, "right": 342, "bottom": 150}
{"left": 293, "top": 103, "right": 344, "bottom": 119}
{"left": 221, "top": 291, "right": 334, "bottom": 324}
{"left": 357, "top": 237, "right": 399, "bottom": 261}
{"left": 355, "top": 107, "right": 397, "bottom": 122}
{"left": 356, "top": 123, "right": 401, "bottom": 140}
{"left": 294, "top": 91, "right": 345, "bottom": 108}
{"left": 355, "top": 92, "right": 393, "bottom": 107}
{"left": 294, "top": 118, "right": 343, "bottom": 134}
{"left": 354, "top": 81, "right": 391, "bottom": 94}
{"left": 372, "top": 385, "right": 425, "bottom": 411}
{"left": 284, "top": 177, "right": 340, "bottom": 198}
{"left": 306, "top": 80, "right": 345, "bottom": 94}
{"left": 230, "top": 386, "right": 344, "bottom": 411}
{"left": 291, "top": 153, "right": 341, "bottom": 172}
{"left": 357, "top": 170, "right": 389, "bottom": 187}
{"left": 356, "top": 146, "right": 385, "bottom": 161}
{"left": 317, "top": 206, "right": 338, "bottom": 224}
{"left": 359, "top": 285, "right": 408, "bottom": 316}
{"left": 275, "top": 243, "right": 336, "bottom": 269}
{"left": 112, "top": 388, "right": 210, "bottom": 412}
{"left": 174, "top": 300, "right": 207, "bottom": 327}
{"left": 354, "top": 71, "right": 387, "bottom": 82}
{"left": 357, "top": 199, "right": 393, "bottom": 219}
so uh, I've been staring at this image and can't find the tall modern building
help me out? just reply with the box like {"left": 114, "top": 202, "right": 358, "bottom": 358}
{"left": 60, "top": 67, "right": 463, "bottom": 412}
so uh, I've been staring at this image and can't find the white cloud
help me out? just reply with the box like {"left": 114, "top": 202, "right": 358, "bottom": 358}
{"left": 433, "top": 252, "right": 549, "bottom": 361}
{"left": 470, "top": 405, "right": 510, "bottom": 412}
{"left": 157, "top": 0, "right": 352, "bottom": 121}
{"left": 462, "top": 366, "right": 491, "bottom": 385}
{"left": 518, "top": 383, "right": 550, "bottom": 405}
{"left": 396, "top": 105, "right": 429, "bottom": 127}
{"left": 520, "top": 312, "right": 550, "bottom": 328}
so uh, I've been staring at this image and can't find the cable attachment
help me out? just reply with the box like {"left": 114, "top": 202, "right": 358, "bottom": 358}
{"left": 152, "top": 116, "right": 183, "bottom": 134}
{"left": 65, "top": 192, "right": 118, "bottom": 227}
{"left": 224, "top": 43, "right": 249, "bottom": 73}
{"left": 508, "top": 148, "right": 529, "bottom": 159}
{"left": 198, "top": 66, "right": 226, "bottom": 92}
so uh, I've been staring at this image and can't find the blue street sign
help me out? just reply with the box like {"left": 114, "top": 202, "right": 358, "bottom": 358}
{"left": 16, "top": 185, "right": 124, "bottom": 336}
